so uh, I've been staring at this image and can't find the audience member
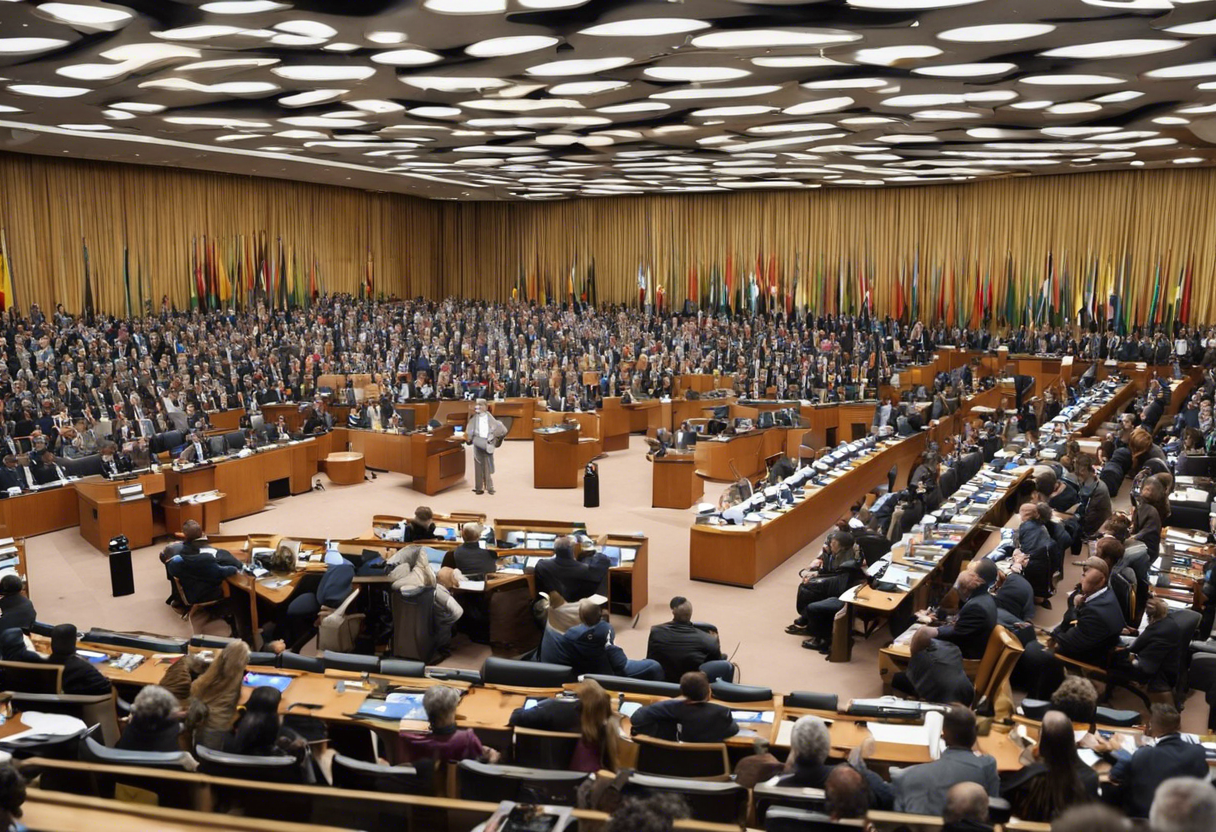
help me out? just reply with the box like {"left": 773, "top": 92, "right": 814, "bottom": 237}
{"left": 444, "top": 524, "right": 498, "bottom": 577}
{"left": 603, "top": 793, "right": 688, "bottom": 832}
{"left": 645, "top": 596, "right": 734, "bottom": 683}
{"left": 507, "top": 679, "right": 616, "bottom": 772}
{"left": 270, "top": 549, "right": 354, "bottom": 651}
{"left": 942, "top": 782, "right": 994, "bottom": 832}
{"left": 631, "top": 671, "right": 739, "bottom": 743}
{"left": 399, "top": 685, "right": 500, "bottom": 765}
{"left": 825, "top": 764, "right": 870, "bottom": 820}
{"left": 188, "top": 640, "right": 250, "bottom": 749}
{"left": 918, "top": 566, "right": 997, "bottom": 660}
{"left": 46, "top": 623, "right": 110, "bottom": 696}
{"left": 895, "top": 626, "right": 975, "bottom": 704}
{"left": 158, "top": 653, "right": 210, "bottom": 706}
{"left": 116, "top": 685, "right": 187, "bottom": 755}
{"left": 893, "top": 705, "right": 999, "bottom": 816}
{"left": 1051, "top": 804, "right": 1130, "bottom": 832}
{"left": 538, "top": 598, "right": 663, "bottom": 680}
{"left": 1000, "top": 710, "right": 1096, "bottom": 821}
{"left": 0, "top": 764, "right": 26, "bottom": 832}
{"left": 534, "top": 535, "right": 610, "bottom": 603}
{"left": 225, "top": 685, "right": 312, "bottom": 780}
{"left": 1107, "top": 704, "right": 1207, "bottom": 818}
{"left": 774, "top": 716, "right": 894, "bottom": 809}
{"left": 1148, "top": 776, "right": 1216, "bottom": 832}
{"left": 0, "top": 576, "right": 34, "bottom": 634}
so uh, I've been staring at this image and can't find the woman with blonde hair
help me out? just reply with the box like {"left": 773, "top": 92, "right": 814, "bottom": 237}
{"left": 507, "top": 678, "right": 618, "bottom": 772}
{"left": 188, "top": 640, "right": 250, "bottom": 749}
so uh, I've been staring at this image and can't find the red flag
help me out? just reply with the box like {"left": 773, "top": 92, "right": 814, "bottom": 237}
{"left": 894, "top": 260, "right": 906, "bottom": 321}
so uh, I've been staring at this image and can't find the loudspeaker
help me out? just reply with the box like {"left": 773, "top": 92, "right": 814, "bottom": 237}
{"left": 108, "top": 537, "right": 134, "bottom": 597}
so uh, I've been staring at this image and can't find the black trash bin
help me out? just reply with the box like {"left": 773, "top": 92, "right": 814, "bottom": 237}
{"left": 583, "top": 462, "right": 599, "bottom": 508}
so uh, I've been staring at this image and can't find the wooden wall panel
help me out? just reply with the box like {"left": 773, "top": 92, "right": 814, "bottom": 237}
{"left": 5, "top": 150, "right": 1216, "bottom": 327}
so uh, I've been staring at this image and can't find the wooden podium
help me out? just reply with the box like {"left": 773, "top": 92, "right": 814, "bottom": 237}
{"left": 651, "top": 452, "right": 703, "bottom": 509}
{"left": 75, "top": 474, "right": 165, "bottom": 553}
{"left": 163, "top": 493, "right": 225, "bottom": 536}
{"left": 409, "top": 428, "right": 466, "bottom": 495}
{"left": 490, "top": 398, "right": 535, "bottom": 440}
{"left": 599, "top": 397, "right": 630, "bottom": 452}
{"left": 533, "top": 427, "right": 582, "bottom": 488}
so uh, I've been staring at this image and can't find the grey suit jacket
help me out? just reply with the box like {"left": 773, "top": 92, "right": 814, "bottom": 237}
{"left": 893, "top": 747, "right": 1000, "bottom": 816}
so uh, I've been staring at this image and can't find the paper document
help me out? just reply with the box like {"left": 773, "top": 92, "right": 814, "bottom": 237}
{"left": 867, "top": 711, "right": 944, "bottom": 758}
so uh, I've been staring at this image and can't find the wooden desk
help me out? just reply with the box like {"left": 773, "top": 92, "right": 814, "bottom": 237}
{"left": 533, "top": 428, "right": 582, "bottom": 489}
{"left": 207, "top": 408, "right": 245, "bottom": 433}
{"left": 325, "top": 452, "right": 365, "bottom": 485}
{"left": 689, "top": 434, "right": 927, "bottom": 588}
{"left": 74, "top": 474, "right": 166, "bottom": 553}
{"left": 260, "top": 403, "right": 301, "bottom": 433}
{"left": 0, "top": 483, "right": 81, "bottom": 538}
{"left": 409, "top": 429, "right": 466, "bottom": 495}
{"left": 489, "top": 398, "right": 535, "bottom": 441}
{"left": 598, "top": 396, "right": 631, "bottom": 452}
{"left": 164, "top": 441, "right": 325, "bottom": 522}
{"left": 163, "top": 493, "right": 225, "bottom": 536}
{"left": 623, "top": 399, "right": 671, "bottom": 434}
{"left": 651, "top": 452, "right": 703, "bottom": 509}
{"left": 693, "top": 428, "right": 785, "bottom": 482}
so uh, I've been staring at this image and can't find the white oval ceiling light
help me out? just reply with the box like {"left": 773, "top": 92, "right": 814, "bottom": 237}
{"left": 270, "top": 34, "right": 326, "bottom": 46}
{"left": 278, "top": 116, "right": 367, "bottom": 128}
{"left": 882, "top": 93, "right": 963, "bottom": 107}
{"left": 802, "top": 78, "right": 889, "bottom": 89}
{"left": 460, "top": 98, "right": 582, "bottom": 111}
{"left": 278, "top": 89, "right": 347, "bottom": 106}
{"left": 691, "top": 105, "right": 776, "bottom": 117}
{"left": 165, "top": 116, "right": 272, "bottom": 127}
{"left": 466, "top": 36, "right": 557, "bottom": 57}
{"left": 402, "top": 76, "right": 509, "bottom": 91}
{"left": 1009, "top": 100, "right": 1053, "bottom": 109}
{"left": 651, "top": 85, "right": 780, "bottom": 100}
{"left": 140, "top": 79, "right": 278, "bottom": 94}
{"left": 36, "top": 3, "right": 132, "bottom": 31}
{"left": 371, "top": 49, "right": 442, "bottom": 66}
{"left": 855, "top": 45, "right": 943, "bottom": 66}
{"left": 7, "top": 83, "right": 90, "bottom": 97}
{"left": 937, "top": 23, "right": 1055, "bottom": 42}
{"left": 579, "top": 18, "right": 710, "bottom": 37}
{"left": 752, "top": 57, "right": 848, "bottom": 69}
{"left": 1092, "top": 90, "right": 1143, "bottom": 102}
{"left": 691, "top": 29, "right": 861, "bottom": 49}
{"left": 840, "top": 116, "right": 897, "bottom": 124}
{"left": 644, "top": 66, "right": 750, "bottom": 82}
{"left": 275, "top": 130, "right": 328, "bottom": 138}
{"left": 201, "top": 0, "right": 288, "bottom": 11}
{"left": 851, "top": 0, "right": 982, "bottom": 8}
{"left": 275, "top": 20, "right": 337, "bottom": 39}
{"left": 178, "top": 58, "right": 279, "bottom": 71}
{"left": 324, "top": 43, "right": 360, "bottom": 52}
{"left": 153, "top": 26, "right": 245, "bottom": 40}
{"left": 409, "top": 105, "right": 462, "bottom": 117}
{"left": 1045, "top": 102, "right": 1103, "bottom": 114}
{"left": 367, "top": 31, "right": 408, "bottom": 45}
{"left": 596, "top": 101, "right": 669, "bottom": 113}
{"left": 549, "top": 81, "right": 627, "bottom": 95}
{"left": 424, "top": 0, "right": 506, "bottom": 13}
{"left": 750, "top": 122, "right": 836, "bottom": 133}
{"left": 111, "top": 101, "right": 164, "bottom": 113}
{"left": 518, "top": 0, "right": 590, "bottom": 9}
{"left": 1019, "top": 74, "right": 1123, "bottom": 85}
{"left": 912, "top": 109, "right": 983, "bottom": 119}
{"left": 348, "top": 99, "right": 404, "bottom": 113}
{"left": 526, "top": 57, "right": 632, "bottom": 76}
{"left": 0, "top": 38, "right": 69, "bottom": 55}
{"left": 783, "top": 96, "right": 854, "bottom": 114}
{"left": 272, "top": 65, "right": 375, "bottom": 81}
{"left": 913, "top": 63, "right": 1017, "bottom": 77}
{"left": 102, "top": 109, "right": 132, "bottom": 119}
{"left": 1041, "top": 39, "right": 1185, "bottom": 59}
{"left": 1144, "top": 61, "right": 1216, "bottom": 79}
{"left": 1165, "top": 19, "right": 1216, "bottom": 36}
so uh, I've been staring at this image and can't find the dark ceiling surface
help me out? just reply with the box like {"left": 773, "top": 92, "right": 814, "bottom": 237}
{"left": 1, "top": 0, "right": 1215, "bottom": 199}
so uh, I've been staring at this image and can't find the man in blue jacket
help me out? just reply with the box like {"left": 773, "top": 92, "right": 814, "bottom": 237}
{"left": 539, "top": 598, "right": 663, "bottom": 680}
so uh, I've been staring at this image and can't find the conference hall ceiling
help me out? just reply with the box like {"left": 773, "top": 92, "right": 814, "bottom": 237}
{"left": 1, "top": 0, "right": 1216, "bottom": 199}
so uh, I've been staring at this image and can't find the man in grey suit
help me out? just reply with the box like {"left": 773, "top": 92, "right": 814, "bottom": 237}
{"left": 466, "top": 398, "right": 507, "bottom": 495}
{"left": 893, "top": 705, "right": 999, "bottom": 816}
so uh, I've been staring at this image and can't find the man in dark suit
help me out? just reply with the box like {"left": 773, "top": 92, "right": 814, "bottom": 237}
{"left": 0, "top": 454, "right": 25, "bottom": 491}
{"left": 534, "top": 535, "right": 610, "bottom": 603}
{"left": 918, "top": 567, "right": 997, "bottom": 661}
{"left": 443, "top": 523, "right": 498, "bottom": 576}
{"left": 0, "top": 573, "right": 35, "bottom": 633}
{"left": 896, "top": 625, "right": 975, "bottom": 705}
{"left": 646, "top": 597, "right": 734, "bottom": 683}
{"left": 98, "top": 442, "right": 129, "bottom": 479}
{"left": 630, "top": 671, "right": 739, "bottom": 743}
{"left": 1116, "top": 597, "right": 1181, "bottom": 691}
{"left": 1108, "top": 703, "right": 1208, "bottom": 818}
{"left": 1013, "top": 502, "right": 1055, "bottom": 600}
{"left": 177, "top": 430, "right": 210, "bottom": 464}
{"left": 1018, "top": 556, "right": 1125, "bottom": 698}
{"left": 31, "top": 449, "right": 67, "bottom": 485}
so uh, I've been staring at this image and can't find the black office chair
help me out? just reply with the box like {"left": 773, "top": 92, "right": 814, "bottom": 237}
{"left": 581, "top": 674, "right": 680, "bottom": 697}
{"left": 0, "top": 723, "right": 98, "bottom": 762}
{"left": 379, "top": 658, "right": 426, "bottom": 678}
{"left": 753, "top": 782, "right": 828, "bottom": 825}
{"left": 322, "top": 651, "right": 380, "bottom": 674}
{"left": 330, "top": 754, "right": 432, "bottom": 795}
{"left": 224, "top": 431, "right": 246, "bottom": 451}
{"left": 278, "top": 652, "right": 324, "bottom": 673}
{"left": 427, "top": 668, "right": 481, "bottom": 685}
{"left": 457, "top": 760, "right": 588, "bottom": 806}
{"left": 61, "top": 454, "right": 104, "bottom": 478}
{"left": 390, "top": 586, "right": 438, "bottom": 664}
{"left": 208, "top": 436, "right": 227, "bottom": 457}
{"left": 195, "top": 745, "right": 305, "bottom": 784}
{"left": 763, "top": 807, "right": 861, "bottom": 832}
{"left": 79, "top": 734, "right": 192, "bottom": 771}
{"left": 84, "top": 630, "right": 187, "bottom": 654}
{"left": 633, "top": 736, "right": 730, "bottom": 781}
{"left": 248, "top": 652, "right": 278, "bottom": 667}
{"left": 189, "top": 635, "right": 238, "bottom": 650}
{"left": 512, "top": 727, "right": 581, "bottom": 770}
{"left": 709, "top": 681, "right": 771, "bottom": 703}
{"left": 621, "top": 773, "right": 749, "bottom": 826}
{"left": 482, "top": 657, "right": 572, "bottom": 687}
{"left": 0, "top": 660, "right": 62, "bottom": 693}
{"left": 782, "top": 692, "right": 838, "bottom": 712}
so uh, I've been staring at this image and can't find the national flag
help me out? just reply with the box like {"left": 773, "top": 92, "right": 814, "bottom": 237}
{"left": 122, "top": 243, "right": 132, "bottom": 319}
{"left": 365, "top": 247, "right": 374, "bottom": 300}
{"left": 0, "top": 229, "right": 15, "bottom": 313}
{"left": 637, "top": 261, "right": 646, "bottom": 308}
{"left": 588, "top": 256, "right": 597, "bottom": 307}
{"left": 191, "top": 236, "right": 201, "bottom": 310}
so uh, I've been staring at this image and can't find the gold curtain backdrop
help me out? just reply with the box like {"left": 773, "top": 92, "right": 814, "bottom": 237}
{"left": 2, "top": 149, "right": 1216, "bottom": 327}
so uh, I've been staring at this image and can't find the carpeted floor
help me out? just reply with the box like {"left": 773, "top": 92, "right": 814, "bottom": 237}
{"left": 23, "top": 435, "right": 1211, "bottom": 731}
